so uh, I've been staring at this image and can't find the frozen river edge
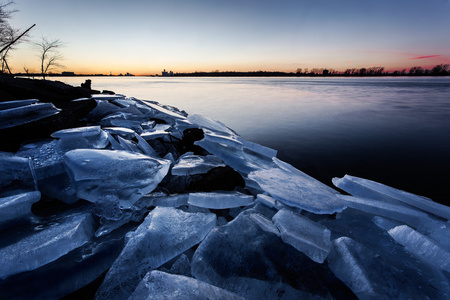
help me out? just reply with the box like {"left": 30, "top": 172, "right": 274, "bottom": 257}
{"left": 1, "top": 78, "right": 450, "bottom": 299}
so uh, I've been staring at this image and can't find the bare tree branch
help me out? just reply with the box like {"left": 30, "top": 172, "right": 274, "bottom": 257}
{"left": 35, "top": 37, "right": 64, "bottom": 79}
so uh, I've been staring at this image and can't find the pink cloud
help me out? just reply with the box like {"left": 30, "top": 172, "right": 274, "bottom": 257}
{"left": 408, "top": 55, "right": 441, "bottom": 60}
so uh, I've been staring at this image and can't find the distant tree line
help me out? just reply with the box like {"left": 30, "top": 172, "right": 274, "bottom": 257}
{"left": 174, "top": 64, "right": 449, "bottom": 77}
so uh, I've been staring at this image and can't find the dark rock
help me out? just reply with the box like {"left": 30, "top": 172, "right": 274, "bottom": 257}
{"left": 187, "top": 166, "right": 245, "bottom": 192}
{"left": 0, "top": 75, "right": 100, "bottom": 105}
{"left": 101, "top": 90, "right": 115, "bottom": 95}
{"left": 0, "top": 98, "right": 97, "bottom": 152}
{"left": 177, "top": 128, "right": 205, "bottom": 155}
{"left": 80, "top": 80, "right": 91, "bottom": 89}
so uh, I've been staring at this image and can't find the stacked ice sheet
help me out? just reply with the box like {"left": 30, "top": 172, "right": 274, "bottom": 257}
{"left": 0, "top": 95, "right": 449, "bottom": 299}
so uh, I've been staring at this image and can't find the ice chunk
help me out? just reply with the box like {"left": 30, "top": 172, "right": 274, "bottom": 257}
{"left": 388, "top": 225, "right": 450, "bottom": 272}
{"left": 0, "top": 153, "right": 36, "bottom": 196}
{"left": 0, "top": 102, "right": 60, "bottom": 129}
{"left": 188, "top": 192, "right": 254, "bottom": 209}
{"left": 85, "top": 99, "right": 121, "bottom": 120}
{"left": 90, "top": 94, "right": 126, "bottom": 100}
{"left": 191, "top": 212, "right": 354, "bottom": 299}
{"left": 256, "top": 193, "right": 277, "bottom": 209}
{"left": 129, "top": 270, "right": 244, "bottom": 300}
{"left": 171, "top": 154, "right": 225, "bottom": 176}
{"left": 320, "top": 208, "right": 450, "bottom": 299}
{"left": 0, "top": 225, "right": 125, "bottom": 299}
{"left": 15, "top": 139, "right": 66, "bottom": 180}
{"left": 145, "top": 193, "right": 188, "bottom": 208}
{"left": 195, "top": 131, "right": 273, "bottom": 175}
{"left": 327, "top": 237, "right": 427, "bottom": 299}
{"left": 249, "top": 158, "right": 345, "bottom": 214}
{"left": 0, "top": 99, "right": 38, "bottom": 110}
{"left": 141, "top": 100, "right": 187, "bottom": 124}
{"left": 333, "top": 174, "right": 450, "bottom": 220}
{"left": 0, "top": 191, "right": 40, "bottom": 228}
{"left": 188, "top": 114, "right": 237, "bottom": 136}
{"left": 141, "top": 130, "right": 171, "bottom": 140}
{"left": 103, "top": 126, "right": 136, "bottom": 139}
{"left": 239, "top": 138, "right": 277, "bottom": 158}
{"left": 337, "top": 194, "right": 432, "bottom": 228}
{"left": 0, "top": 212, "right": 95, "bottom": 279}
{"left": 273, "top": 209, "right": 331, "bottom": 263}
{"left": 134, "top": 133, "right": 159, "bottom": 157}
{"left": 52, "top": 125, "right": 109, "bottom": 150}
{"left": 96, "top": 207, "right": 216, "bottom": 299}
{"left": 99, "top": 112, "right": 144, "bottom": 132}
{"left": 64, "top": 149, "right": 170, "bottom": 208}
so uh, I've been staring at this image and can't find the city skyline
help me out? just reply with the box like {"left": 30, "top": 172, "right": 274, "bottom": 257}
{"left": 7, "top": 0, "right": 450, "bottom": 75}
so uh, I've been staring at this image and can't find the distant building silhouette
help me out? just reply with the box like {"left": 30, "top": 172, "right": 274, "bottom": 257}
{"left": 162, "top": 69, "right": 173, "bottom": 76}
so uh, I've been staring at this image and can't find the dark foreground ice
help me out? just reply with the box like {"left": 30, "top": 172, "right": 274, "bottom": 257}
{"left": 0, "top": 94, "right": 449, "bottom": 299}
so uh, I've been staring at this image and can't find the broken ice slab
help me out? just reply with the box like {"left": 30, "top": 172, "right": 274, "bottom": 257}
{"left": 134, "top": 133, "right": 159, "bottom": 157}
{"left": 141, "top": 100, "right": 188, "bottom": 124}
{"left": 129, "top": 270, "right": 244, "bottom": 300}
{"left": 195, "top": 131, "right": 274, "bottom": 175}
{"left": 321, "top": 208, "right": 450, "bottom": 299}
{"left": 0, "top": 224, "right": 126, "bottom": 299}
{"left": 64, "top": 149, "right": 170, "bottom": 208}
{"left": 191, "top": 212, "right": 354, "bottom": 299}
{"left": 0, "top": 101, "right": 60, "bottom": 129}
{"left": 171, "top": 154, "right": 225, "bottom": 176}
{"left": 0, "top": 211, "right": 95, "bottom": 279}
{"left": 0, "top": 191, "right": 40, "bottom": 228}
{"left": 0, "top": 99, "right": 38, "bottom": 110}
{"left": 90, "top": 94, "right": 126, "bottom": 100}
{"left": 85, "top": 99, "right": 121, "bottom": 120}
{"left": 143, "top": 193, "right": 188, "bottom": 208}
{"left": 327, "top": 236, "right": 428, "bottom": 299}
{"left": 388, "top": 225, "right": 450, "bottom": 273}
{"left": 15, "top": 139, "right": 66, "bottom": 180}
{"left": 273, "top": 209, "right": 331, "bottom": 263}
{"left": 333, "top": 174, "right": 450, "bottom": 220}
{"left": 52, "top": 125, "right": 109, "bottom": 150}
{"left": 103, "top": 126, "right": 136, "bottom": 139}
{"left": 188, "top": 114, "right": 237, "bottom": 136}
{"left": 0, "top": 153, "right": 36, "bottom": 197}
{"left": 96, "top": 207, "right": 216, "bottom": 300}
{"left": 99, "top": 112, "right": 145, "bottom": 132}
{"left": 249, "top": 158, "right": 346, "bottom": 214}
{"left": 337, "top": 194, "right": 432, "bottom": 228}
{"left": 188, "top": 191, "right": 254, "bottom": 209}
{"left": 239, "top": 138, "right": 277, "bottom": 159}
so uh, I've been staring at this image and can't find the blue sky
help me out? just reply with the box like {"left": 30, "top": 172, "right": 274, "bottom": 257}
{"left": 8, "top": 0, "right": 450, "bottom": 74}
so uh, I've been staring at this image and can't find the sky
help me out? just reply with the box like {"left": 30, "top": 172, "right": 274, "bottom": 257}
{"left": 6, "top": 0, "right": 450, "bottom": 75}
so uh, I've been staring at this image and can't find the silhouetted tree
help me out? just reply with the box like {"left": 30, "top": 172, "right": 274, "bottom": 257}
{"left": 409, "top": 66, "right": 424, "bottom": 75}
{"left": 431, "top": 64, "right": 449, "bottom": 75}
{"left": 295, "top": 68, "right": 302, "bottom": 74}
{"left": 359, "top": 68, "right": 367, "bottom": 75}
{"left": 35, "top": 37, "right": 63, "bottom": 79}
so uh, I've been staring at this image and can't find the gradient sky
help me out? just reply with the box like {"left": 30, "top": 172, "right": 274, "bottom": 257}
{"left": 7, "top": 0, "right": 450, "bottom": 75}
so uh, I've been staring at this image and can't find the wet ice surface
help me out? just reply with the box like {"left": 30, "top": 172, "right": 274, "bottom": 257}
{"left": 0, "top": 95, "right": 449, "bottom": 299}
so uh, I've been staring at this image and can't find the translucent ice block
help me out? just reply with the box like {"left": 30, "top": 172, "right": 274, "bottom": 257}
{"left": 0, "top": 191, "right": 40, "bottom": 228}
{"left": 129, "top": 270, "right": 244, "bottom": 300}
{"left": 0, "top": 212, "right": 95, "bottom": 279}
{"left": 273, "top": 209, "right": 331, "bottom": 263}
{"left": 249, "top": 158, "right": 345, "bottom": 214}
{"left": 64, "top": 149, "right": 170, "bottom": 208}
{"left": 188, "top": 192, "right": 254, "bottom": 209}
{"left": 333, "top": 174, "right": 450, "bottom": 220}
{"left": 96, "top": 207, "right": 216, "bottom": 299}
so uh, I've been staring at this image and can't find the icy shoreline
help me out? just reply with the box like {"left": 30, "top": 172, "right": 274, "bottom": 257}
{"left": 1, "top": 88, "right": 450, "bottom": 299}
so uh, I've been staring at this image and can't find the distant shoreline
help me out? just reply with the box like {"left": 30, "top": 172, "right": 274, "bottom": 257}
{"left": 12, "top": 72, "right": 450, "bottom": 78}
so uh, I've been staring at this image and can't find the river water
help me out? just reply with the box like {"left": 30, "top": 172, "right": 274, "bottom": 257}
{"left": 60, "top": 76, "right": 450, "bottom": 205}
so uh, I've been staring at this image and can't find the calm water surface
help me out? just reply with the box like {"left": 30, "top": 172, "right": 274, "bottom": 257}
{"left": 61, "top": 76, "right": 450, "bottom": 205}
